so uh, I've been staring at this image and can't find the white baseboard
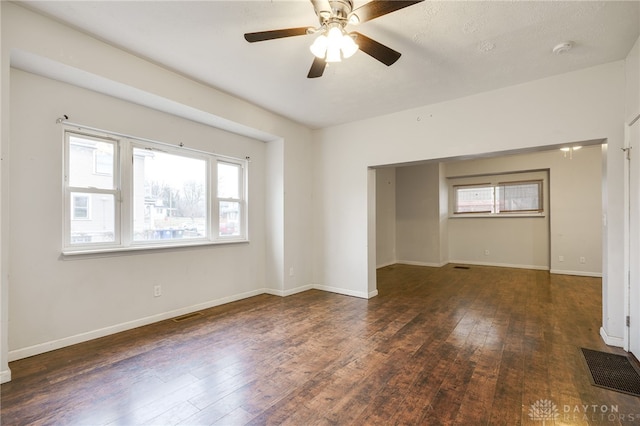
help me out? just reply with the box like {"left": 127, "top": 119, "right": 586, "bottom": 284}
{"left": 396, "top": 260, "right": 447, "bottom": 268}
{"left": 312, "top": 284, "right": 370, "bottom": 299}
{"left": 284, "top": 284, "right": 314, "bottom": 297}
{"left": 376, "top": 261, "right": 396, "bottom": 269}
{"left": 550, "top": 269, "right": 602, "bottom": 278}
{"left": 600, "top": 327, "right": 624, "bottom": 348}
{"left": 7, "top": 283, "right": 372, "bottom": 363}
{"left": 448, "top": 260, "right": 549, "bottom": 271}
{"left": 0, "top": 368, "right": 11, "bottom": 384}
{"left": 8, "top": 287, "right": 266, "bottom": 362}
{"left": 264, "top": 284, "right": 314, "bottom": 297}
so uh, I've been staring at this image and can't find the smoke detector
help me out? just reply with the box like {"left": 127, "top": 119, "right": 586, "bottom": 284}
{"left": 552, "top": 41, "right": 574, "bottom": 55}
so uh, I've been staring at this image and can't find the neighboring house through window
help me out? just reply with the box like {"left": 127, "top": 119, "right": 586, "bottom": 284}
{"left": 71, "top": 194, "right": 90, "bottom": 220}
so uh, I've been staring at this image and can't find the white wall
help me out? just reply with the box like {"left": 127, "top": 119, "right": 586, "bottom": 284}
{"left": 313, "top": 61, "right": 626, "bottom": 342}
{"left": 375, "top": 167, "right": 396, "bottom": 268}
{"left": 1, "top": 2, "right": 315, "bottom": 373}
{"left": 9, "top": 69, "right": 269, "bottom": 357}
{"left": 625, "top": 37, "right": 640, "bottom": 124}
{"left": 395, "top": 163, "right": 444, "bottom": 267}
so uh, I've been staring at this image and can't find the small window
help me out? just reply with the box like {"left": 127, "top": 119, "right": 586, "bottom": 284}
{"left": 497, "top": 181, "right": 543, "bottom": 213}
{"left": 217, "top": 161, "right": 243, "bottom": 238}
{"left": 66, "top": 134, "right": 118, "bottom": 246}
{"left": 454, "top": 184, "right": 494, "bottom": 214}
{"left": 453, "top": 180, "right": 543, "bottom": 215}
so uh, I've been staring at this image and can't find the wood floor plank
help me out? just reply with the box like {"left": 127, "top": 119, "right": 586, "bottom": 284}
{"left": 3, "top": 264, "right": 640, "bottom": 425}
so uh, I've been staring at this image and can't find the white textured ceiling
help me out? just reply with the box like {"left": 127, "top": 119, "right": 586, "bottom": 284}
{"left": 20, "top": 0, "right": 640, "bottom": 129}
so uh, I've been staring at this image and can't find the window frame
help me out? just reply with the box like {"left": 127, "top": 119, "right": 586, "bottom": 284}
{"left": 129, "top": 141, "right": 211, "bottom": 247}
{"left": 215, "top": 160, "right": 246, "bottom": 240}
{"left": 63, "top": 126, "right": 248, "bottom": 254}
{"left": 452, "top": 178, "right": 544, "bottom": 217}
{"left": 453, "top": 182, "right": 494, "bottom": 214}
{"left": 496, "top": 180, "right": 544, "bottom": 214}
{"left": 64, "top": 132, "right": 121, "bottom": 249}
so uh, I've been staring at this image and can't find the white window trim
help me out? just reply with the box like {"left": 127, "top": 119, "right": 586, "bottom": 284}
{"left": 62, "top": 125, "right": 248, "bottom": 255}
{"left": 449, "top": 173, "right": 546, "bottom": 219}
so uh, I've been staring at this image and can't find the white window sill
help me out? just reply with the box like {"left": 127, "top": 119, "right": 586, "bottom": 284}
{"left": 449, "top": 213, "right": 546, "bottom": 219}
{"left": 62, "top": 239, "right": 249, "bottom": 258}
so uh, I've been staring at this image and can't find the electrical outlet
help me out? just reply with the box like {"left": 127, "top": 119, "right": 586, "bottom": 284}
{"left": 153, "top": 285, "right": 162, "bottom": 297}
{"left": 559, "top": 255, "right": 564, "bottom": 262}
{"left": 484, "top": 249, "right": 490, "bottom": 256}
{"left": 579, "top": 256, "right": 586, "bottom": 264}
{"left": 289, "top": 267, "right": 294, "bottom": 277}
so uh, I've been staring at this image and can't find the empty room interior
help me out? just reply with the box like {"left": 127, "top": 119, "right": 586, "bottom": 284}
{"left": 1, "top": 0, "right": 640, "bottom": 424}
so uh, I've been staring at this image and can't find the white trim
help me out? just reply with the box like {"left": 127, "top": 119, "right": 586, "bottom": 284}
{"left": 376, "top": 261, "right": 397, "bottom": 269}
{"left": 312, "top": 284, "right": 370, "bottom": 299}
{"left": 0, "top": 369, "right": 11, "bottom": 384}
{"left": 549, "top": 269, "right": 602, "bottom": 278}
{"left": 600, "top": 326, "right": 625, "bottom": 348}
{"left": 448, "top": 260, "right": 549, "bottom": 271}
{"left": 285, "top": 284, "right": 314, "bottom": 297}
{"left": 264, "top": 284, "right": 314, "bottom": 297}
{"left": 396, "top": 260, "right": 448, "bottom": 268}
{"left": 6, "top": 284, "right": 369, "bottom": 362}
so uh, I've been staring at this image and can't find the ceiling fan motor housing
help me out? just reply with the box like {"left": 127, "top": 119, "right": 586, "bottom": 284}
{"left": 312, "top": 0, "right": 353, "bottom": 25}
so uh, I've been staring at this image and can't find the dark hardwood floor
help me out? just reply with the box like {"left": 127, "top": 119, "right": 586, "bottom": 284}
{"left": 2, "top": 264, "right": 640, "bottom": 425}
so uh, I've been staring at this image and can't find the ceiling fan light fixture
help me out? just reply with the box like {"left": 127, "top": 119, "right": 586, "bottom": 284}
{"left": 326, "top": 44, "right": 342, "bottom": 62}
{"left": 327, "top": 25, "right": 343, "bottom": 45}
{"left": 326, "top": 26, "right": 344, "bottom": 62}
{"left": 341, "top": 33, "right": 359, "bottom": 58}
{"left": 310, "top": 25, "right": 359, "bottom": 62}
{"left": 310, "top": 34, "right": 328, "bottom": 58}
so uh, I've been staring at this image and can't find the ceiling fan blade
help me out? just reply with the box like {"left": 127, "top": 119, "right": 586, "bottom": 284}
{"left": 244, "top": 27, "right": 310, "bottom": 43}
{"left": 352, "top": 32, "right": 401, "bottom": 66}
{"left": 307, "top": 56, "right": 327, "bottom": 78}
{"left": 351, "top": 0, "right": 424, "bottom": 24}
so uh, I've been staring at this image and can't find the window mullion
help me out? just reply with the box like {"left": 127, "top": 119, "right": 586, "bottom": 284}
{"left": 119, "top": 139, "right": 132, "bottom": 246}
{"left": 211, "top": 160, "right": 218, "bottom": 240}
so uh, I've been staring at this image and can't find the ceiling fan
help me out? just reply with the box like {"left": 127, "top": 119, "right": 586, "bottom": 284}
{"left": 244, "top": 0, "right": 424, "bottom": 78}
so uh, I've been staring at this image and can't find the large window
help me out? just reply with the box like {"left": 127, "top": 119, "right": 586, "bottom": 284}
{"left": 453, "top": 180, "right": 543, "bottom": 215}
{"left": 64, "top": 128, "right": 247, "bottom": 252}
